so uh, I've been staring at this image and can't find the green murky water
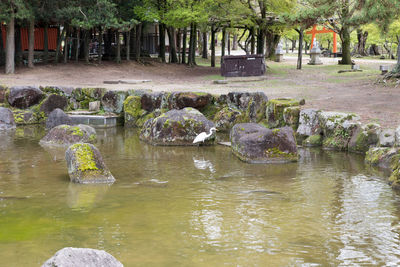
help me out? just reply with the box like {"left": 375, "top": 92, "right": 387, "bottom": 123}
{"left": 1, "top": 126, "right": 400, "bottom": 266}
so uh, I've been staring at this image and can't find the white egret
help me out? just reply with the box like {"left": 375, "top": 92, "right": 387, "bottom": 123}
{"left": 193, "top": 127, "right": 217, "bottom": 144}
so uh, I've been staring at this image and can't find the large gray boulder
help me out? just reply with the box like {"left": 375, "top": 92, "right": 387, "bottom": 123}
{"left": 0, "top": 107, "right": 16, "bottom": 131}
{"left": 42, "top": 247, "right": 123, "bottom": 267}
{"left": 40, "top": 124, "right": 97, "bottom": 146}
{"left": 230, "top": 123, "right": 298, "bottom": 163}
{"left": 40, "top": 94, "right": 68, "bottom": 115}
{"left": 379, "top": 128, "right": 396, "bottom": 147}
{"left": 296, "top": 109, "right": 321, "bottom": 141}
{"left": 227, "top": 92, "right": 268, "bottom": 121}
{"left": 65, "top": 143, "right": 115, "bottom": 184}
{"left": 140, "top": 92, "right": 164, "bottom": 112}
{"left": 46, "top": 108, "right": 73, "bottom": 129}
{"left": 101, "top": 90, "right": 127, "bottom": 113}
{"left": 8, "top": 86, "right": 44, "bottom": 108}
{"left": 348, "top": 123, "right": 381, "bottom": 153}
{"left": 140, "top": 108, "right": 215, "bottom": 146}
{"left": 168, "top": 92, "right": 213, "bottom": 110}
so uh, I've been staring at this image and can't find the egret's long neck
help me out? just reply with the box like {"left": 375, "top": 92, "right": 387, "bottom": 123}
{"left": 207, "top": 129, "right": 214, "bottom": 138}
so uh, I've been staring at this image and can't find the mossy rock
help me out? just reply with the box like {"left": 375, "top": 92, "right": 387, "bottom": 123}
{"left": 12, "top": 109, "right": 36, "bottom": 125}
{"left": 70, "top": 88, "right": 106, "bottom": 109}
{"left": 140, "top": 108, "right": 215, "bottom": 146}
{"left": 348, "top": 123, "right": 380, "bottom": 154}
{"left": 39, "top": 124, "right": 97, "bottom": 146}
{"left": 266, "top": 98, "right": 300, "bottom": 128}
{"left": 214, "top": 107, "right": 244, "bottom": 132}
{"left": 65, "top": 143, "right": 115, "bottom": 184}
{"left": 230, "top": 123, "right": 298, "bottom": 163}
{"left": 302, "top": 134, "right": 322, "bottom": 147}
{"left": 123, "top": 95, "right": 150, "bottom": 127}
{"left": 283, "top": 106, "right": 300, "bottom": 131}
{"left": 322, "top": 122, "right": 359, "bottom": 151}
{"left": 365, "top": 147, "right": 400, "bottom": 169}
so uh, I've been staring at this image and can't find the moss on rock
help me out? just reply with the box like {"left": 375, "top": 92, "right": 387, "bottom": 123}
{"left": 266, "top": 98, "right": 300, "bottom": 128}
{"left": 302, "top": 134, "right": 323, "bottom": 147}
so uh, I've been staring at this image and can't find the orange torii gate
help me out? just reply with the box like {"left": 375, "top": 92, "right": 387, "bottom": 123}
{"left": 306, "top": 25, "right": 337, "bottom": 55}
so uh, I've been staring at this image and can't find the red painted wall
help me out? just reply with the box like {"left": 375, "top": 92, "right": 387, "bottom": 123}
{"left": 1, "top": 25, "right": 58, "bottom": 51}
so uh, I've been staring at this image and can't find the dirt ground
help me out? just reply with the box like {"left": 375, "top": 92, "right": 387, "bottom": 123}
{"left": 0, "top": 56, "right": 399, "bottom": 128}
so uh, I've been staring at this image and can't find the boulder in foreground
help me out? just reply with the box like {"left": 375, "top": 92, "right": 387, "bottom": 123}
{"left": 230, "top": 123, "right": 298, "bottom": 163}
{"left": 42, "top": 247, "right": 123, "bottom": 267}
{"left": 65, "top": 143, "right": 115, "bottom": 184}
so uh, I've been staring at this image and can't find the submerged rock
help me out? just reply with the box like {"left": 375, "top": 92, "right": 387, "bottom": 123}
{"left": 8, "top": 86, "right": 45, "bottom": 109}
{"left": 40, "top": 124, "right": 97, "bottom": 146}
{"left": 0, "top": 107, "right": 16, "bottom": 131}
{"left": 65, "top": 143, "right": 115, "bottom": 184}
{"left": 42, "top": 247, "right": 123, "bottom": 267}
{"left": 46, "top": 108, "right": 73, "bottom": 129}
{"left": 140, "top": 108, "right": 215, "bottom": 146}
{"left": 230, "top": 123, "right": 298, "bottom": 163}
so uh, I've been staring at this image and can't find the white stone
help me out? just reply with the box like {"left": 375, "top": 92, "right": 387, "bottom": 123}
{"left": 379, "top": 128, "right": 396, "bottom": 147}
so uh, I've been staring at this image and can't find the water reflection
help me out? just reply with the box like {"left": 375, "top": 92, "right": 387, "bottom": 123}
{"left": 67, "top": 183, "right": 111, "bottom": 211}
{"left": 1, "top": 127, "right": 400, "bottom": 266}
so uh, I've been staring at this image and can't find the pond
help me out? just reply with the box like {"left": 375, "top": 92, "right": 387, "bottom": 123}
{"left": 1, "top": 126, "right": 400, "bottom": 266}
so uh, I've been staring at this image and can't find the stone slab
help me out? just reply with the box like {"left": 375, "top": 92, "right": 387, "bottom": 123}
{"left": 69, "top": 115, "right": 118, "bottom": 128}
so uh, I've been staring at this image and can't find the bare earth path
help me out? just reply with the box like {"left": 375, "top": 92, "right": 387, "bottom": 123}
{"left": 0, "top": 57, "right": 399, "bottom": 127}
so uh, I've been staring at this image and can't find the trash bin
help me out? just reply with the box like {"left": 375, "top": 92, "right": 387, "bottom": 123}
{"left": 221, "top": 55, "right": 266, "bottom": 77}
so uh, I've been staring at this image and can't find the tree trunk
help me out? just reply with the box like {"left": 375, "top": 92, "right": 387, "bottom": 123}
{"left": 356, "top": 29, "right": 368, "bottom": 56}
{"left": 159, "top": 23, "right": 166, "bottom": 63}
{"left": 250, "top": 27, "right": 255, "bottom": 54}
{"left": 211, "top": 25, "right": 216, "bottom": 67}
{"left": 291, "top": 39, "right": 296, "bottom": 52}
{"left": 397, "top": 37, "right": 400, "bottom": 66}
{"left": 256, "top": 28, "right": 264, "bottom": 55}
{"left": 55, "top": 25, "right": 66, "bottom": 64}
{"left": 188, "top": 23, "right": 197, "bottom": 66}
{"left": 227, "top": 32, "right": 231, "bottom": 55}
{"left": 202, "top": 32, "right": 207, "bottom": 59}
{"left": 5, "top": 14, "right": 15, "bottom": 74}
{"left": 182, "top": 27, "right": 187, "bottom": 64}
{"left": 221, "top": 28, "right": 226, "bottom": 63}
{"left": 28, "top": 17, "right": 35, "bottom": 68}
{"left": 340, "top": 26, "right": 352, "bottom": 65}
{"left": 167, "top": 27, "right": 178, "bottom": 63}
{"left": 98, "top": 27, "right": 102, "bottom": 63}
{"left": 84, "top": 29, "right": 89, "bottom": 63}
{"left": 304, "top": 41, "right": 308, "bottom": 55}
{"left": 265, "top": 29, "right": 280, "bottom": 59}
{"left": 0, "top": 24, "right": 4, "bottom": 66}
{"left": 116, "top": 31, "right": 121, "bottom": 63}
{"left": 126, "top": 30, "right": 130, "bottom": 61}
{"left": 177, "top": 28, "right": 181, "bottom": 63}
{"left": 75, "top": 28, "right": 80, "bottom": 62}
{"left": 135, "top": 24, "right": 142, "bottom": 61}
{"left": 64, "top": 26, "right": 70, "bottom": 63}
{"left": 15, "top": 24, "right": 22, "bottom": 67}
{"left": 232, "top": 33, "right": 238, "bottom": 50}
{"left": 296, "top": 29, "right": 303, "bottom": 70}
